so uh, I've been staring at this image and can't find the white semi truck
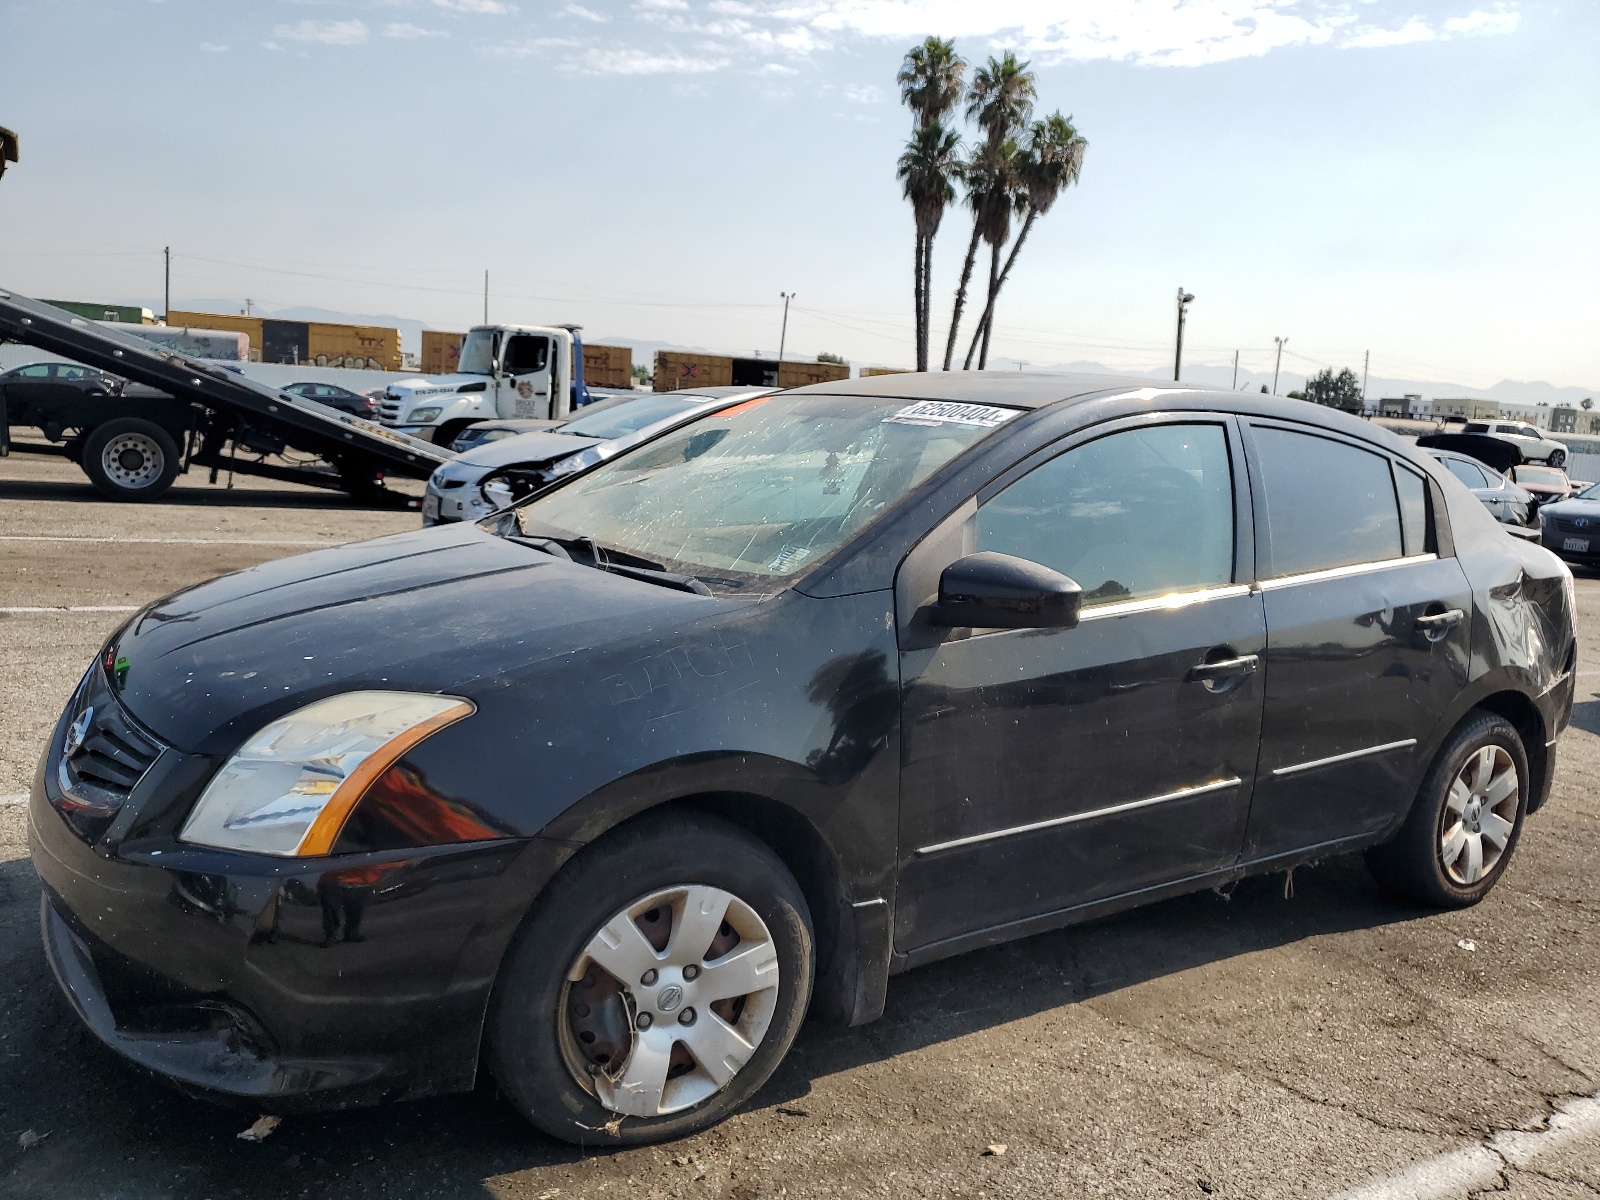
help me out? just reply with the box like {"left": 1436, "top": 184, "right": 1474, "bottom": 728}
{"left": 376, "top": 323, "right": 596, "bottom": 446}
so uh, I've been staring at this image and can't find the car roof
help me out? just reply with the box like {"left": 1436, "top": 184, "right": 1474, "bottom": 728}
{"left": 794, "top": 371, "right": 1161, "bottom": 409}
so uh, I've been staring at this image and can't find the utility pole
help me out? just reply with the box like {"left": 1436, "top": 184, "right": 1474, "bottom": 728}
{"left": 1272, "top": 336, "right": 1288, "bottom": 395}
{"left": 244, "top": 298, "right": 253, "bottom": 316}
{"left": 483, "top": 270, "right": 488, "bottom": 325}
{"left": 1173, "top": 288, "right": 1194, "bottom": 381}
{"left": 163, "top": 246, "right": 170, "bottom": 321}
{"left": 1231, "top": 349, "right": 1239, "bottom": 390}
{"left": 1362, "top": 349, "right": 1370, "bottom": 403}
{"left": 778, "top": 292, "right": 795, "bottom": 363}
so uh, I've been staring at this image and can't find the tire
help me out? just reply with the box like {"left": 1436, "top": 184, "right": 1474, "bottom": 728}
{"left": 1549, "top": 449, "right": 1567, "bottom": 468}
{"left": 1366, "top": 712, "right": 1529, "bottom": 907}
{"left": 81, "top": 419, "right": 180, "bottom": 502}
{"left": 486, "top": 811, "right": 814, "bottom": 1146}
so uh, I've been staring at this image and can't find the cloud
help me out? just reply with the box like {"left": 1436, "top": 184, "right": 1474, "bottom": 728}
{"left": 562, "top": 3, "right": 609, "bottom": 20}
{"left": 843, "top": 83, "right": 883, "bottom": 103}
{"left": 1343, "top": 18, "right": 1435, "bottom": 49}
{"left": 430, "top": 0, "right": 510, "bottom": 12}
{"left": 273, "top": 18, "right": 370, "bottom": 45}
{"left": 1444, "top": 9, "right": 1520, "bottom": 36}
{"left": 489, "top": 36, "right": 581, "bottom": 56}
{"left": 565, "top": 46, "right": 728, "bottom": 73}
{"left": 384, "top": 21, "right": 449, "bottom": 37}
{"left": 199, "top": 42, "right": 229, "bottom": 52}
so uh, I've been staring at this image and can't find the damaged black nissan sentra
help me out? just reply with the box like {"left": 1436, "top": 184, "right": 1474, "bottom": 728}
{"left": 31, "top": 374, "right": 1576, "bottom": 1144}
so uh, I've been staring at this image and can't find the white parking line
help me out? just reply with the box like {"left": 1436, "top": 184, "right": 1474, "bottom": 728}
{"left": 0, "top": 535, "right": 337, "bottom": 546}
{"left": 0, "top": 605, "right": 139, "bottom": 614}
{"left": 1331, "top": 1091, "right": 1600, "bottom": 1199}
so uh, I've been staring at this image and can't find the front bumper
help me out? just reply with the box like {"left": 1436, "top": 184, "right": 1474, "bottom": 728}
{"left": 421, "top": 481, "right": 492, "bottom": 527}
{"left": 29, "top": 772, "right": 541, "bottom": 1112}
{"left": 1540, "top": 528, "right": 1600, "bottom": 566}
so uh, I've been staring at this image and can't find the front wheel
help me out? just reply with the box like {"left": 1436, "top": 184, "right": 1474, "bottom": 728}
{"left": 486, "top": 812, "right": 814, "bottom": 1145}
{"left": 81, "top": 419, "right": 180, "bottom": 501}
{"left": 1366, "top": 712, "right": 1529, "bottom": 907}
{"left": 1549, "top": 449, "right": 1567, "bottom": 468}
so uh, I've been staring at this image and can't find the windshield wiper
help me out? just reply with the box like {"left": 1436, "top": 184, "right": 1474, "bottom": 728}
{"left": 509, "top": 531, "right": 712, "bottom": 596}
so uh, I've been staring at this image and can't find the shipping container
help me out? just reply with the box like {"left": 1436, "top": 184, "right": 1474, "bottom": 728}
{"left": 777, "top": 360, "right": 850, "bottom": 389}
{"left": 43, "top": 300, "right": 155, "bottom": 325}
{"left": 306, "top": 322, "right": 401, "bottom": 371}
{"left": 860, "top": 367, "right": 910, "bottom": 377}
{"left": 422, "top": 330, "right": 465, "bottom": 375}
{"left": 584, "top": 342, "right": 633, "bottom": 390}
{"left": 655, "top": 352, "right": 734, "bottom": 391}
{"left": 165, "top": 311, "right": 263, "bottom": 359}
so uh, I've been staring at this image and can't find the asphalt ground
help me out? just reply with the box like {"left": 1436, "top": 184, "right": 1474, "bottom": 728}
{"left": 4, "top": 446, "right": 1600, "bottom": 1200}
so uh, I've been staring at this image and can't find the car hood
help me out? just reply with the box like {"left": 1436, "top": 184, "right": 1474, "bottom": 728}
{"left": 1539, "top": 496, "right": 1600, "bottom": 518}
{"left": 107, "top": 523, "right": 727, "bottom": 755}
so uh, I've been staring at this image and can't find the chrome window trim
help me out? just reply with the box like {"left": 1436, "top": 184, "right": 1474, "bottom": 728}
{"left": 1077, "top": 583, "right": 1253, "bottom": 622}
{"left": 1257, "top": 553, "right": 1437, "bottom": 592}
{"left": 1270, "top": 738, "right": 1418, "bottom": 779}
{"left": 913, "top": 777, "right": 1243, "bottom": 857}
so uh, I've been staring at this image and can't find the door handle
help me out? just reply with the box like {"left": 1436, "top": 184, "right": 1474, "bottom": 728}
{"left": 1415, "top": 608, "right": 1464, "bottom": 641}
{"left": 1186, "top": 654, "right": 1259, "bottom": 683}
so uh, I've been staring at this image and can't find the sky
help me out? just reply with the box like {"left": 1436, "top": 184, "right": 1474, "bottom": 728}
{"left": 0, "top": 0, "right": 1596, "bottom": 396}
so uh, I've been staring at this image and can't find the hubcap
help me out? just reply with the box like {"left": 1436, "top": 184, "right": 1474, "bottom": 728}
{"left": 100, "top": 433, "right": 164, "bottom": 490}
{"left": 559, "top": 885, "right": 780, "bottom": 1118}
{"left": 1440, "top": 745, "right": 1518, "bottom": 885}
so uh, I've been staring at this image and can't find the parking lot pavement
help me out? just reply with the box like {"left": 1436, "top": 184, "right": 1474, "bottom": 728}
{"left": 4, "top": 452, "right": 1600, "bottom": 1200}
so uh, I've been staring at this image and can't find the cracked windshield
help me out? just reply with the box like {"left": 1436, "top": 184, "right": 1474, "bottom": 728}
{"left": 515, "top": 394, "right": 1017, "bottom": 584}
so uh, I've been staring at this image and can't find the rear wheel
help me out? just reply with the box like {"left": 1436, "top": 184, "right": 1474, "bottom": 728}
{"left": 486, "top": 812, "right": 813, "bottom": 1145}
{"left": 1549, "top": 449, "right": 1567, "bottom": 468}
{"left": 81, "top": 419, "right": 180, "bottom": 501}
{"left": 1366, "top": 712, "right": 1529, "bottom": 907}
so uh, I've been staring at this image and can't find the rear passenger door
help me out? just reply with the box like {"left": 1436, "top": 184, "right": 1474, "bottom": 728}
{"left": 1242, "top": 422, "right": 1472, "bottom": 860}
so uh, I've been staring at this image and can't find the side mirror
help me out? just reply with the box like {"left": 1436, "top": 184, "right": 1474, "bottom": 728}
{"left": 928, "top": 552, "right": 1082, "bottom": 630}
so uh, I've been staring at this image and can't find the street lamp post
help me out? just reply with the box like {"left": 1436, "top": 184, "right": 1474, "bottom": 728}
{"left": 1173, "top": 288, "right": 1195, "bottom": 381}
{"left": 1272, "top": 336, "right": 1288, "bottom": 395}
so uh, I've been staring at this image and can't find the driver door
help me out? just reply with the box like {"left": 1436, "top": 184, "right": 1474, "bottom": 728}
{"left": 498, "top": 334, "right": 552, "bottom": 419}
{"left": 894, "top": 416, "right": 1265, "bottom": 953}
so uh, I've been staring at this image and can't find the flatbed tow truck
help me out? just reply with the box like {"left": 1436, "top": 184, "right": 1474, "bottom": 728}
{"left": 0, "top": 290, "right": 449, "bottom": 505}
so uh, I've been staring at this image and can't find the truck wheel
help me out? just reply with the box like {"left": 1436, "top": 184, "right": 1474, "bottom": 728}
{"left": 486, "top": 811, "right": 814, "bottom": 1146}
{"left": 1365, "top": 712, "right": 1529, "bottom": 908}
{"left": 82, "top": 419, "right": 180, "bottom": 502}
{"left": 1549, "top": 449, "right": 1567, "bottom": 468}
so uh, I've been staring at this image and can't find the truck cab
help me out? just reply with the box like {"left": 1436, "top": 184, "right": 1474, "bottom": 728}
{"left": 377, "top": 324, "right": 589, "bottom": 446}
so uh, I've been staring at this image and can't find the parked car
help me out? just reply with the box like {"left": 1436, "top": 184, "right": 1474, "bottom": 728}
{"left": 1461, "top": 420, "right": 1568, "bottom": 467}
{"left": 446, "top": 393, "right": 656, "bottom": 453}
{"left": 1508, "top": 464, "right": 1574, "bottom": 515}
{"left": 279, "top": 380, "right": 379, "bottom": 420}
{"left": 1, "top": 360, "right": 123, "bottom": 397}
{"left": 31, "top": 376, "right": 1575, "bottom": 1147}
{"left": 1428, "top": 449, "right": 1534, "bottom": 526}
{"left": 1537, "top": 481, "right": 1600, "bottom": 567}
{"left": 422, "top": 387, "right": 775, "bottom": 526}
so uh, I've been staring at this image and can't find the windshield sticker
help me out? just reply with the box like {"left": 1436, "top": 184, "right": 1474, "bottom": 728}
{"left": 767, "top": 544, "right": 813, "bottom": 572}
{"left": 883, "top": 401, "right": 1021, "bottom": 428}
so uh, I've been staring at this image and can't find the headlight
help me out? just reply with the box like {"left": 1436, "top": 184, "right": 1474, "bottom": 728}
{"left": 481, "top": 478, "right": 515, "bottom": 510}
{"left": 410, "top": 406, "right": 443, "bottom": 423}
{"left": 180, "top": 691, "right": 473, "bottom": 857}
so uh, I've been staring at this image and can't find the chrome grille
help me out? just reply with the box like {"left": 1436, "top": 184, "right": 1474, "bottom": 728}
{"left": 55, "top": 664, "right": 164, "bottom": 841}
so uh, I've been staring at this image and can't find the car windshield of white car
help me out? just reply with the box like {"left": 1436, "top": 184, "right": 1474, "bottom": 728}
{"left": 513, "top": 393, "right": 1020, "bottom": 588}
{"left": 1515, "top": 467, "right": 1565, "bottom": 487}
{"left": 557, "top": 395, "right": 703, "bottom": 440}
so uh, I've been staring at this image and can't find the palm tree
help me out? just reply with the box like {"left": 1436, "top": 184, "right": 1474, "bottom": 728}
{"left": 897, "top": 37, "right": 964, "bottom": 128}
{"left": 943, "top": 52, "right": 1035, "bottom": 370}
{"left": 897, "top": 38, "right": 964, "bottom": 372}
{"left": 964, "top": 112, "right": 1087, "bottom": 369}
{"left": 960, "top": 141, "right": 1023, "bottom": 370}
{"left": 897, "top": 121, "right": 962, "bottom": 373}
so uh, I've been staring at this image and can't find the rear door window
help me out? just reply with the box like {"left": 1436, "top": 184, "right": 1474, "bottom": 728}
{"left": 1443, "top": 458, "right": 1488, "bottom": 488}
{"left": 1251, "top": 426, "right": 1403, "bottom": 577}
{"left": 1394, "top": 465, "right": 1429, "bottom": 556}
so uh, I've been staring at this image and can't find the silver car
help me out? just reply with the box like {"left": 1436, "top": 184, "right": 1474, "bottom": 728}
{"left": 1430, "top": 449, "right": 1534, "bottom": 527}
{"left": 422, "top": 387, "right": 776, "bottom": 526}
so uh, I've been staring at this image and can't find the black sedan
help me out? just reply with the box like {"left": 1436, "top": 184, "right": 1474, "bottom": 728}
{"left": 30, "top": 375, "right": 1576, "bottom": 1145}
{"left": 279, "top": 380, "right": 379, "bottom": 419}
{"left": 1, "top": 359, "right": 123, "bottom": 397}
{"left": 1537, "top": 481, "right": 1600, "bottom": 567}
